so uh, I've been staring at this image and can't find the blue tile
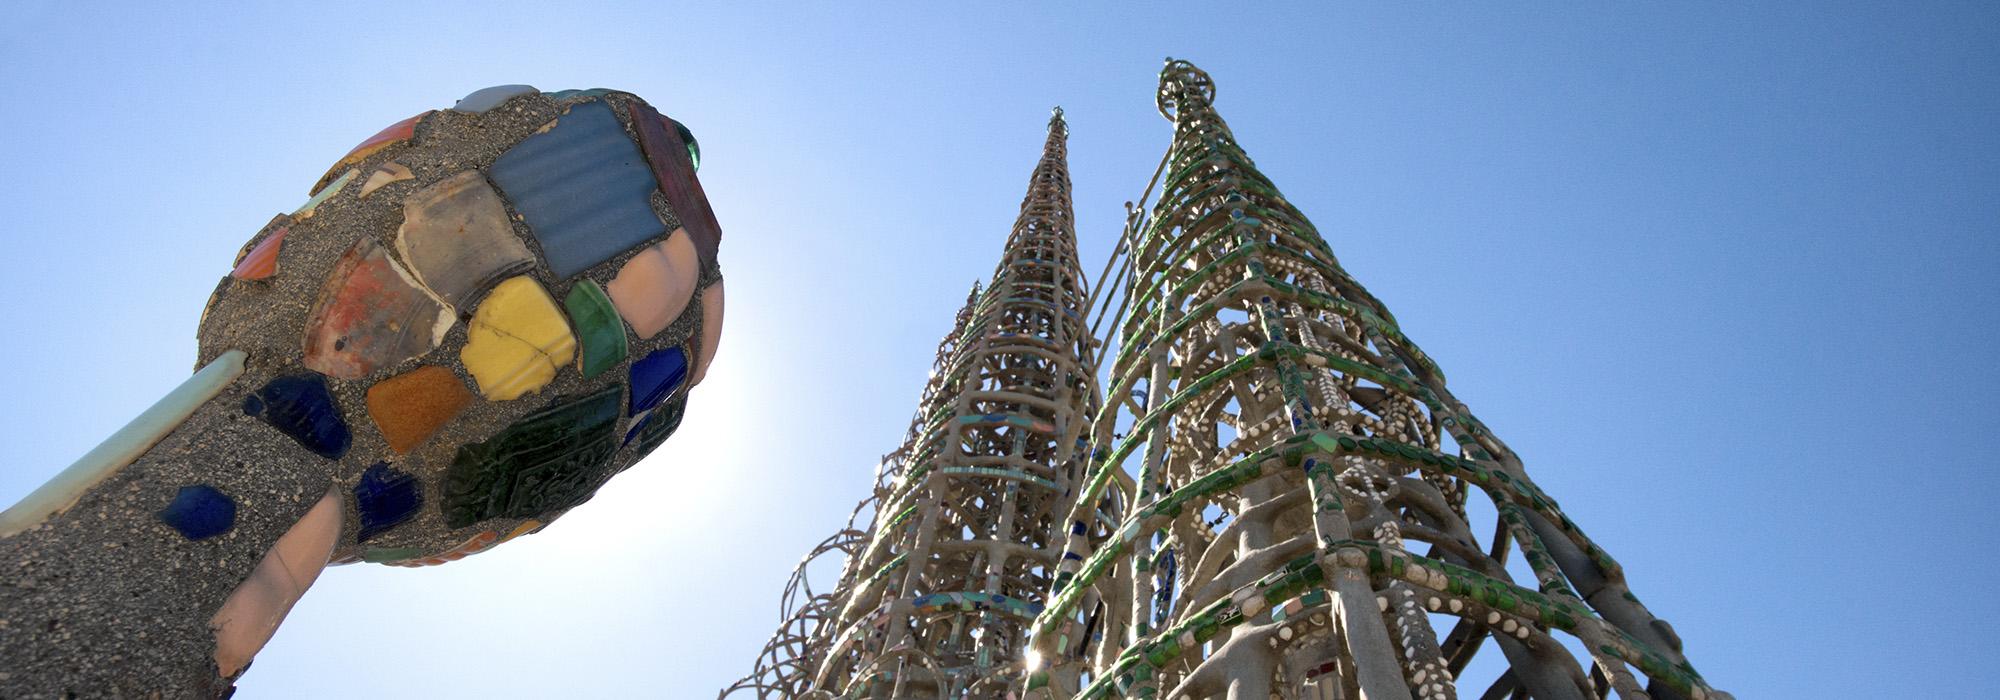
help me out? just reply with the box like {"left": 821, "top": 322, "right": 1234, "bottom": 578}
{"left": 159, "top": 485, "right": 236, "bottom": 540}
{"left": 627, "top": 347, "right": 687, "bottom": 416}
{"left": 353, "top": 463, "right": 423, "bottom": 542}
{"left": 243, "top": 374, "right": 351, "bottom": 460}
{"left": 453, "top": 84, "right": 537, "bottom": 113}
{"left": 489, "top": 101, "right": 664, "bottom": 279}
{"left": 542, "top": 88, "right": 615, "bottom": 101}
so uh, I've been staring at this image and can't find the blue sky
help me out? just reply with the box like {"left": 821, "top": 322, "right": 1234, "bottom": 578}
{"left": 1, "top": 2, "right": 1994, "bottom": 697}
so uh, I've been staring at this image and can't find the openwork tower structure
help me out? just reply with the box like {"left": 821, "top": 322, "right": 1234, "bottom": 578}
{"left": 1019, "top": 60, "right": 1722, "bottom": 700}
{"left": 726, "top": 110, "right": 1100, "bottom": 698}
{"left": 727, "top": 60, "right": 1723, "bottom": 700}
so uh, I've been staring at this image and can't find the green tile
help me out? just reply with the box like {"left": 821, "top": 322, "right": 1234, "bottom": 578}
{"left": 564, "top": 280, "right": 628, "bottom": 378}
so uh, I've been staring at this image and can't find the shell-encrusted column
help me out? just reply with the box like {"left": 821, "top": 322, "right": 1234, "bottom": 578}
{"left": 0, "top": 84, "right": 725, "bottom": 695}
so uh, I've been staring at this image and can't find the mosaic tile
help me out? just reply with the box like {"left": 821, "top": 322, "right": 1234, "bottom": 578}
{"left": 564, "top": 280, "right": 627, "bottom": 379}
{"left": 452, "top": 84, "right": 537, "bottom": 113}
{"left": 673, "top": 118, "right": 701, "bottom": 172}
{"left": 359, "top": 162, "right": 414, "bottom": 197}
{"left": 294, "top": 168, "right": 356, "bottom": 220}
{"left": 628, "top": 346, "right": 687, "bottom": 417}
{"left": 315, "top": 112, "right": 427, "bottom": 195}
{"left": 385, "top": 531, "right": 498, "bottom": 567}
{"left": 498, "top": 518, "right": 544, "bottom": 544}
{"left": 440, "top": 386, "right": 622, "bottom": 527}
{"left": 631, "top": 101, "right": 721, "bottom": 266}
{"left": 158, "top": 484, "right": 235, "bottom": 540}
{"left": 230, "top": 216, "right": 289, "bottom": 281}
{"left": 542, "top": 88, "right": 616, "bottom": 101}
{"left": 488, "top": 101, "right": 664, "bottom": 279}
{"left": 460, "top": 276, "right": 576, "bottom": 400}
{"left": 605, "top": 229, "right": 698, "bottom": 339}
{"left": 361, "top": 546, "right": 423, "bottom": 564}
{"left": 211, "top": 491, "right": 341, "bottom": 678}
{"left": 690, "top": 280, "right": 725, "bottom": 386}
{"left": 364, "top": 365, "right": 472, "bottom": 454}
{"left": 626, "top": 394, "right": 687, "bottom": 452}
{"left": 303, "top": 239, "right": 450, "bottom": 380}
{"left": 394, "top": 170, "right": 534, "bottom": 308}
{"left": 242, "top": 374, "right": 351, "bottom": 460}
{"left": 353, "top": 463, "right": 422, "bottom": 542}
{"left": 0, "top": 351, "right": 246, "bottom": 539}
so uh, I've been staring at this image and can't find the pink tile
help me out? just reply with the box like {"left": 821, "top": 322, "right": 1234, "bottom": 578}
{"left": 605, "top": 229, "right": 698, "bottom": 339}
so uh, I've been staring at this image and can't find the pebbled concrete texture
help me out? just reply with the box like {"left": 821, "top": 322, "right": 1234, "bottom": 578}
{"left": 0, "top": 86, "right": 722, "bottom": 696}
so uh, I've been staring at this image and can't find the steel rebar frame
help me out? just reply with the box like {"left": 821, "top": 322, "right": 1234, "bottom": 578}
{"left": 726, "top": 110, "right": 1105, "bottom": 699}
{"left": 1020, "top": 60, "right": 1725, "bottom": 700}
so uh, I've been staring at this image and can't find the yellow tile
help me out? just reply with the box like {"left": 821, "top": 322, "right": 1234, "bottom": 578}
{"left": 460, "top": 276, "right": 576, "bottom": 400}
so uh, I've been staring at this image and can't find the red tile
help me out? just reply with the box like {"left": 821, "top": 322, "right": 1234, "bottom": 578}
{"left": 230, "top": 215, "right": 290, "bottom": 280}
{"left": 630, "top": 102, "right": 721, "bottom": 267}
{"left": 302, "top": 239, "right": 448, "bottom": 379}
{"left": 312, "top": 111, "right": 430, "bottom": 195}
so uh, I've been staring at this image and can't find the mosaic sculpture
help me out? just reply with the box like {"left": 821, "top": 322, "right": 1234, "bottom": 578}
{"left": 0, "top": 85, "right": 724, "bottom": 695}
{"left": 724, "top": 110, "right": 1100, "bottom": 698}
{"left": 728, "top": 61, "right": 1725, "bottom": 699}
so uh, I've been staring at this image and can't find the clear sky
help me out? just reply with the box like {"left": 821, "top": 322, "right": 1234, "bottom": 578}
{"left": 1, "top": 2, "right": 1995, "bottom": 697}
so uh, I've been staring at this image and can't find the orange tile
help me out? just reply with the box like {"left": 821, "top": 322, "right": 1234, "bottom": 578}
{"left": 313, "top": 111, "right": 429, "bottom": 195}
{"left": 230, "top": 225, "right": 288, "bottom": 280}
{"left": 365, "top": 365, "right": 473, "bottom": 454}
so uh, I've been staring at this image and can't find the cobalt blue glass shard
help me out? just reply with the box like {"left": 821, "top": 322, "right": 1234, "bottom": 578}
{"left": 158, "top": 484, "right": 236, "bottom": 540}
{"left": 627, "top": 346, "right": 688, "bottom": 416}
{"left": 242, "top": 374, "right": 352, "bottom": 460}
{"left": 353, "top": 462, "right": 423, "bottom": 542}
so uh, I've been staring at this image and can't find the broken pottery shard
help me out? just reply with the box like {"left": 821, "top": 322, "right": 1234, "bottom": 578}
{"left": 440, "top": 385, "right": 622, "bottom": 528}
{"left": 158, "top": 484, "right": 236, "bottom": 540}
{"left": 395, "top": 170, "right": 534, "bottom": 308}
{"left": 564, "top": 280, "right": 627, "bottom": 379}
{"left": 211, "top": 490, "right": 341, "bottom": 678}
{"left": 452, "top": 84, "right": 538, "bottom": 113}
{"left": 294, "top": 168, "right": 356, "bottom": 220}
{"left": 542, "top": 88, "right": 616, "bottom": 101}
{"left": 631, "top": 101, "right": 721, "bottom": 266}
{"left": 459, "top": 275, "right": 576, "bottom": 400}
{"left": 242, "top": 374, "right": 352, "bottom": 460}
{"left": 628, "top": 346, "right": 688, "bottom": 416}
{"left": 314, "top": 111, "right": 428, "bottom": 195}
{"left": 487, "top": 100, "right": 664, "bottom": 279}
{"left": 359, "top": 162, "right": 414, "bottom": 197}
{"left": 498, "top": 518, "right": 543, "bottom": 544}
{"left": 353, "top": 463, "right": 422, "bottom": 542}
{"left": 605, "top": 229, "right": 699, "bottom": 339}
{"left": 625, "top": 394, "right": 687, "bottom": 450}
{"left": 302, "top": 239, "right": 448, "bottom": 380}
{"left": 364, "top": 365, "right": 472, "bottom": 454}
{"left": 361, "top": 546, "right": 423, "bottom": 564}
{"left": 690, "top": 280, "right": 725, "bottom": 386}
{"left": 230, "top": 216, "right": 289, "bottom": 281}
{"left": 385, "top": 530, "right": 498, "bottom": 567}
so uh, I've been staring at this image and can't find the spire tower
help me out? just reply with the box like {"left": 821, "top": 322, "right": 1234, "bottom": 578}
{"left": 1021, "top": 60, "right": 1726, "bottom": 700}
{"left": 726, "top": 109, "right": 1100, "bottom": 698}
